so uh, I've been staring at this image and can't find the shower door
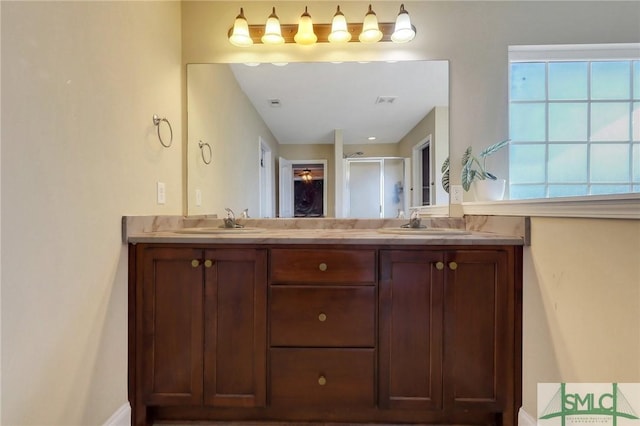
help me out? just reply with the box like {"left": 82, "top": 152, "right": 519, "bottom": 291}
{"left": 346, "top": 158, "right": 407, "bottom": 218}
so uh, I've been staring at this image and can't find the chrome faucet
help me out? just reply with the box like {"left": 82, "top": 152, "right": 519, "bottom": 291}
{"left": 401, "top": 209, "right": 425, "bottom": 229}
{"left": 223, "top": 208, "right": 244, "bottom": 228}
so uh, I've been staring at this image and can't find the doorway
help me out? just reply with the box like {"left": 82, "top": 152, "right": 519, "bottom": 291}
{"left": 278, "top": 158, "right": 328, "bottom": 218}
{"left": 412, "top": 136, "right": 433, "bottom": 206}
{"left": 258, "top": 138, "right": 274, "bottom": 218}
{"left": 345, "top": 157, "right": 408, "bottom": 218}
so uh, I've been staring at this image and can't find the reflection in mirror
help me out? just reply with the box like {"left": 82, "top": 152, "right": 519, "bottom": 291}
{"left": 187, "top": 61, "right": 449, "bottom": 218}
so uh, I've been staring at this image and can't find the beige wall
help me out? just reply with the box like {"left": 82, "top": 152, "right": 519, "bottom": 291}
{"left": 1, "top": 2, "right": 182, "bottom": 424}
{"left": 346, "top": 143, "right": 400, "bottom": 158}
{"left": 398, "top": 106, "right": 449, "bottom": 206}
{"left": 523, "top": 218, "right": 640, "bottom": 412}
{"left": 187, "top": 64, "right": 278, "bottom": 217}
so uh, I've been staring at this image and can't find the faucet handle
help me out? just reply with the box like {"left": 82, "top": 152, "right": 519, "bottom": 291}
{"left": 225, "top": 208, "right": 235, "bottom": 219}
{"left": 241, "top": 208, "right": 249, "bottom": 219}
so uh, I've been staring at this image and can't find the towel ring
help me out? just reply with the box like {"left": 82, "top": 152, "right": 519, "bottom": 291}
{"left": 199, "top": 141, "right": 212, "bottom": 165}
{"left": 153, "top": 114, "right": 173, "bottom": 148}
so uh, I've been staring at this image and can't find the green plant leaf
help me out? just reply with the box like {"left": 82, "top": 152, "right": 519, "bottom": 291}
{"left": 461, "top": 146, "right": 472, "bottom": 166}
{"left": 441, "top": 157, "right": 450, "bottom": 193}
{"left": 461, "top": 162, "right": 476, "bottom": 191}
{"left": 478, "top": 139, "right": 510, "bottom": 158}
{"left": 441, "top": 157, "right": 449, "bottom": 173}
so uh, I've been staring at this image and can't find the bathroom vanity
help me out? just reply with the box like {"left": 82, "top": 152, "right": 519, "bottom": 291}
{"left": 127, "top": 221, "right": 524, "bottom": 426}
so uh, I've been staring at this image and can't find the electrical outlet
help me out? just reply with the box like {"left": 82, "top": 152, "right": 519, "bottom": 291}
{"left": 450, "top": 185, "right": 463, "bottom": 204}
{"left": 157, "top": 182, "right": 166, "bottom": 205}
{"left": 195, "top": 189, "right": 202, "bottom": 207}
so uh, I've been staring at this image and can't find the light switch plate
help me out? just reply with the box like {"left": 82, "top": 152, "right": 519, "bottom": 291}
{"left": 195, "top": 189, "right": 202, "bottom": 207}
{"left": 450, "top": 185, "right": 463, "bottom": 204}
{"left": 157, "top": 182, "right": 166, "bottom": 205}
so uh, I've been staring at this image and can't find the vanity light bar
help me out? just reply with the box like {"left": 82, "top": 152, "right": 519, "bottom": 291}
{"left": 230, "top": 22, "right": 397, "bottom": 45}
{"left": 228, "top": 4, "right": 416, "bottom": 46}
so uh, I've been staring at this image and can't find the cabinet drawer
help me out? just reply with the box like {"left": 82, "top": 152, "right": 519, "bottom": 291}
{"left": 270, "top": 348, "right": 375, "bottom": 407}
{"left": 270, "top": 286, "right": 375, "bottom": 347}
{"left": 270, "top": 249, "right": 375, "bottom": 284}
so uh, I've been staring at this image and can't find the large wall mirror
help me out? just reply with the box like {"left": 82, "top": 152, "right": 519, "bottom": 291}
{"left": 187, "top": 60, "right": 449, "bottom": 218}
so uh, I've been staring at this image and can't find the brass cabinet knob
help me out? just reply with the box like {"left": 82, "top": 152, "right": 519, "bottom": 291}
{"left": 204, "top": 259, "right": 213, "bottom": 268}
{"left": 435, "top": 261, "right": 445, "bottom": 270}
{"left": 318, "top": 313, "right": 327, "bottom": 322}
{"left": 191, "top": 259, "right": 200, "bottom": 268}
{"left": 318, "top": 263, "right": 328, "bottom": 272}
{"left": 449, "top": 261, "right": 458, "bottom": 270}
{"left": 318, "top": 375, "right": 327, "bottom": 386}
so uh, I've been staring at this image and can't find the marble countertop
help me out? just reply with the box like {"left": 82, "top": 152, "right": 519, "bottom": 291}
{"left": 124, "top": 216, "right": 528, "bottom": 246}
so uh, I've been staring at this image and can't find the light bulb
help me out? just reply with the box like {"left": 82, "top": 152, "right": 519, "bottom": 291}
{"left": 228, "top": 8, "right": 253, "bottom": 47}
{"left": 328, "top": 6, "right": 352, "bottom": 43}
{"left": 359, "top": 4, "right": 383, "bottom": 43}
{"left": 391, "top": 4, "right": 416, "bottom": 43}
{"left": 262, "top": 7, "right": 284, "bottom": 45}
{"left": 294, "top": 6, "right": 317, "bottom": 45}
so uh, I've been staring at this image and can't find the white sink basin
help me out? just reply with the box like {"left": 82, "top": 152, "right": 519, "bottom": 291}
{"left": 377, "top": 227, "right": 470, "bottom": 236}
{"left": 172, "top": 227, "right": 266, "bottom": 234}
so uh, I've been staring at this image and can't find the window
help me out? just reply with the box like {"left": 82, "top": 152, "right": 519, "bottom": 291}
{"left": 508, "top": 44, "right": 640, "bottom": 200}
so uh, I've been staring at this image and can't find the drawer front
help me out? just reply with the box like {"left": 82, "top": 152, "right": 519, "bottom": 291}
{"left": 270, "top": 249, "right": 375, "bottom": 284}
{"left": 270, "top": 348, "right": 375, "bottom": 407}
{"left": 270, "top": 286, "right": 375, "bottom": 347}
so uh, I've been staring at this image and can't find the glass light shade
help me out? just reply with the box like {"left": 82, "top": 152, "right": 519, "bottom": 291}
{"left": 261, "top": 7, "right": 284, "bottom": 45}
{"left": 328, "top": 6, "right": 352, "bottom": 43}
{"left": 301, "top": 169, "right": 313, "bottom": 182}
{"left": 358, "top": 5, "right": 383, "bottom": 43}
{"left": 228, "top": 8, "right": 253, "bottom": 47}
{"left": 391, "top": 4, "right": 416, "bottom": 43}
{"left": 294, "top": 7, "right": 317, "bottom": 45}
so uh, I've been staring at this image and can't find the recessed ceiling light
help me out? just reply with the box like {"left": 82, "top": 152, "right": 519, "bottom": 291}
{"left": 368, "top": 136, "right": 376, "bottom": 141}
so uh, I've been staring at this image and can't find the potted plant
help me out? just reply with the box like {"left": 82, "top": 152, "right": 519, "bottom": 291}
{"left": 441, "top": 139, "right": 510, "bottom": 201}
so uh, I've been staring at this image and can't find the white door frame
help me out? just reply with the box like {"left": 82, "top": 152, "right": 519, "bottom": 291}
{"left": 279, "top": 158, "right": 328, "bottom": 218}
{"left": 412, "top": 135, "right": 433, "bottom": 207}
{"left": 258, "top": 137, "right": 274, "bottom": 218}
{"left": 345, "top": 157, "right": 409, "bottom": 218}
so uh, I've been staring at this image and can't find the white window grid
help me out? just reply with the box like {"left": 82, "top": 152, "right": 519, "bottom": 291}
{"left": 508, "top": 44, "right": 640, "bottom": 199}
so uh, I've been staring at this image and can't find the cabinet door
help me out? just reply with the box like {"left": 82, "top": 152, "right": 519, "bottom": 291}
{"left": 141, "top": 247, "right": 204, "bottom": 405}
{"left": 379, "top": 250, "right": 444, "bottom": 410}
{"left": 203, "top": 249, "right": 267, "bottom": 407}
{"left": 443, "top": 249, "right": 510, "bottom": 411}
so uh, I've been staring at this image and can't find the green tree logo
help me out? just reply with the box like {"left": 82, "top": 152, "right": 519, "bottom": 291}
{"left": 540, "top": 383, "right": 639, "bottom": 426}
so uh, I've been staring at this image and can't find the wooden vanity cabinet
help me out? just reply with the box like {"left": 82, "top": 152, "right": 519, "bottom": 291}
{"left": 269, "top": 248, "right": 377, "bottom": 408}
{"left": 129, "top": 243, "right": 521, "bottom": 426}
{"left": 379, "top": 249, "right": 444, "bottom": 411}
{"left": 130, "top": 244, "right": 267, "bottom": 426}
{"left": 379, "top": 247, "right": 520, "bottom": 425}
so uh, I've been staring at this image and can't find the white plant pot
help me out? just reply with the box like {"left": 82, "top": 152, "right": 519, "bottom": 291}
{"left": 472, "top": 179, "right": 506, "bottom": 201}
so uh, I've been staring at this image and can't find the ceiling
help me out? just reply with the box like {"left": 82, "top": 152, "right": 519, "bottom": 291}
{"left": 229, "top": 60, "right": 448, "bottom": 145}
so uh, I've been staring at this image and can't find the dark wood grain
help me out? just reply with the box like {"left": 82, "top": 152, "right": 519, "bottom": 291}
{"left": 270, "top": 286, "right": 375, "bottom": 347}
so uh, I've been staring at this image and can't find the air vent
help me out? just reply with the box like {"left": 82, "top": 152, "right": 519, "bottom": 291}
{"left": 268, "top": 99, "right": 282, "bottom": 107}
{"left": 375, "top": 96, "right": 397, "bottom": 104}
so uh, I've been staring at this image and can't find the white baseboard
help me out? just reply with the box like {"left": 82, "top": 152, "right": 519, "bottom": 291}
{"left": 103, "top": 402, "right": 131, "bottom": 426}
{"left": 519, "top": 407, "right": 537, "bottom": 426}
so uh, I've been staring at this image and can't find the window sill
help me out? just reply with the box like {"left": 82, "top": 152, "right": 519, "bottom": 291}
{"left": 461, "top": 193, "right": 640, "bottom": 219}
